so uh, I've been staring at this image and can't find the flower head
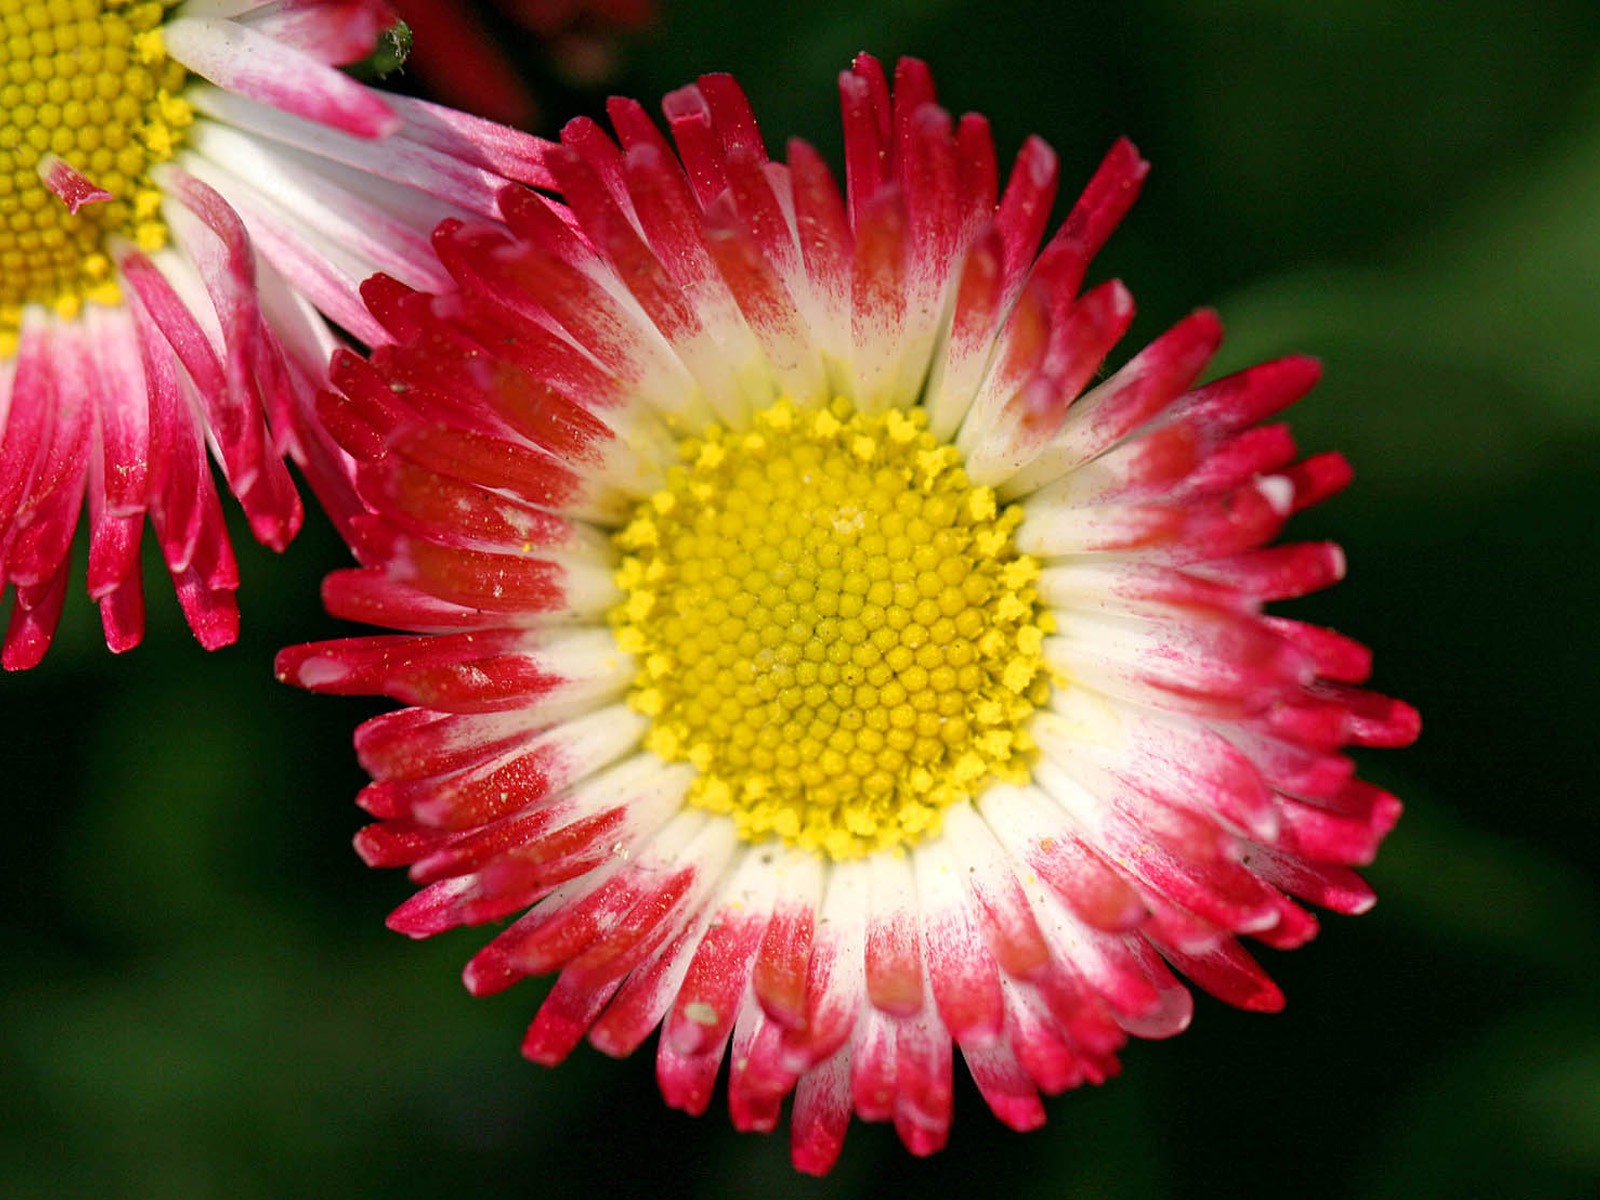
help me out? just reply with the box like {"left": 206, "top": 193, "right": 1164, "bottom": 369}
{"left": 278, "top": 55, "right": 1420, "bottom": 1172}
{"left": 0, "top": 0, "right": 552, "bottom": 667}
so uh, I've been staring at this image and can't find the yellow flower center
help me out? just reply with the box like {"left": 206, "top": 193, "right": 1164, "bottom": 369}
{"left": 611, "top": 398, "right": 1054, "bottom": 859}
{"left": 0, "top": 0, "right": 192, "bottom": 351}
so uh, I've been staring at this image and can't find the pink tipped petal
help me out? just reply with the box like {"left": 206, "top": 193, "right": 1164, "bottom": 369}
{"left": 7, "top": 325, "right": 94, "bottom": 589}
{"left": 914, "top": 833, "right": 1005, "bottom": 1045}
{"left": 864, "top": 850, "right": 925, "bottom": 1016}
{"left": 97, "top": 570, "right": 147, "bottom": 655}
{"left": 963, "top": 1035, "right": 1047, "bottom": 1132}
{"left": 172, "top": 567, "right": 241, "bottom": 652}
{"left": 752, "top": 852, "right": 824, "bottom": 1030}
{"left": 942, "top": 805, "right": 1051, "bottom": 980}
{"left": 960, "top": 279, "right": 1137, "bottom": 487}
{"left": 1253, "top": 893, "right": 1321, "bottom": 951}
{"left": 1246, "top": 847, "right": 1378, "bottom": 916}
{"left": 783, "top": 861, "right": 869, "bottom": 1070}
{"left": 662, "top": 898, "right": 772, "bottom": 1056}
{"left": 791, "top": 1051, "right": 851, "bottom": 1176}
{"left": 2, "top": 570, "right": 69, "bottom": 671}
{"left": 849, "top": 1009, "right": 899, "bottom": 1121}
{"left": 661, "top": 82, "right": 729, "bottom": 212}
{"left": 36, "top": 153, "right": 113, "bottom": 213}
{"left": 839, "top": 57, "right": 892, "bottom": 227}
{"left": 0, "top": 318, "right": 56, "bottom": 539}
{"left": 166, "top": 19, "right": 401, "bottom": 138}
{"left": 1284, "top": 451, "right": 1355, "bottom": 511}
{"left": 1174, "top": 355, "right": 1323, "bottom": 437}
{"left": 239, "top": 0, "right": 399, "bottom": 65}
{"left": 384, "top": 94, "right": 558, "bottom": 190}
{"left": 727, "top": 1001, "right": 793, "bottom": 1133}
{"left": 85, "top": 309, "right": 151, "bottom": 521}
{"left": 993, "top": 137, "right": 1060, "bottom": 296}
{"left": 849, "top": 186, "right": 911, "bottom": 411}
{"left": 1262, "top": 617, "right": 1373, "bottom": 683}
{"left": 1146, "top": 929, "right": 1285, "bottom": 1013}
{"left": 891, "top": 1009, "right": 956, "bottom": 1156}
{"left": 522, "top": 972, "right": 623, "bottom": 1066}
{"left": 1009, "top": 307, "right": 1224, "bottom": 497}
{"left": 588, "top": 916, "right": 706, "bottom": 1058}
{"left": 924, "top": 226, "right": 1007, "bottom": 438}
{"left": 1035, "top": 137, "right": 1149, "bottom": 301}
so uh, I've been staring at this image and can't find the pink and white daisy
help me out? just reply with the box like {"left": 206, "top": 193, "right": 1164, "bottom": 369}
{"left": 0, "top": 0, "right": 553, "bottom": 667}
{"left": 277, "top": 55, "right": 1420, "bottom": 1173}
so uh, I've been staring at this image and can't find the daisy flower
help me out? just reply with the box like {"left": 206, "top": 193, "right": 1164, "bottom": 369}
{"left": 0, "top": 0, "right": 553, "bottom": 667}
{"left": 277, "top": 54, "right": 1420, "bottom": 1173}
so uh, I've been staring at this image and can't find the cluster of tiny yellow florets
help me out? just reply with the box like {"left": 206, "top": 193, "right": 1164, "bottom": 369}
{"left": 611, "top": 397, "right": 1054, "bottom": 859}
{"left": 0, "top": 0, "right": 192, "bottom": 350}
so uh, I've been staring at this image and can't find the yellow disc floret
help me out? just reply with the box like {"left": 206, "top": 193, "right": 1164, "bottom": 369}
{"left": 0, "top": 0, "right": 192, "bottom": 351}
{"left": 612, "top": 398, "right": 1054, "bottom": 859}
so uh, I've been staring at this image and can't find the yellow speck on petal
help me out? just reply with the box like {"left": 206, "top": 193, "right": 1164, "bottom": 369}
{"left": 610, "top": 396, "right": 1052, "bottom": 859}
{"left": 684, "top": 1001, "right": 719, "bottom": 1026}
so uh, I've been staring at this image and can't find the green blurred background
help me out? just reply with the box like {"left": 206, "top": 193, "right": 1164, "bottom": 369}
{"left": 4, "top": 0, "right": 1599, "bottom": 1195}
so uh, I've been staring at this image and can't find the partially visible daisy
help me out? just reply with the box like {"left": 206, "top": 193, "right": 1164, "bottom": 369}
{"left": 279, "top": 55, "right": 1420, "bottom": 1173}
{"left": 0, "top": 0, "right": 553, "bottom": 667}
